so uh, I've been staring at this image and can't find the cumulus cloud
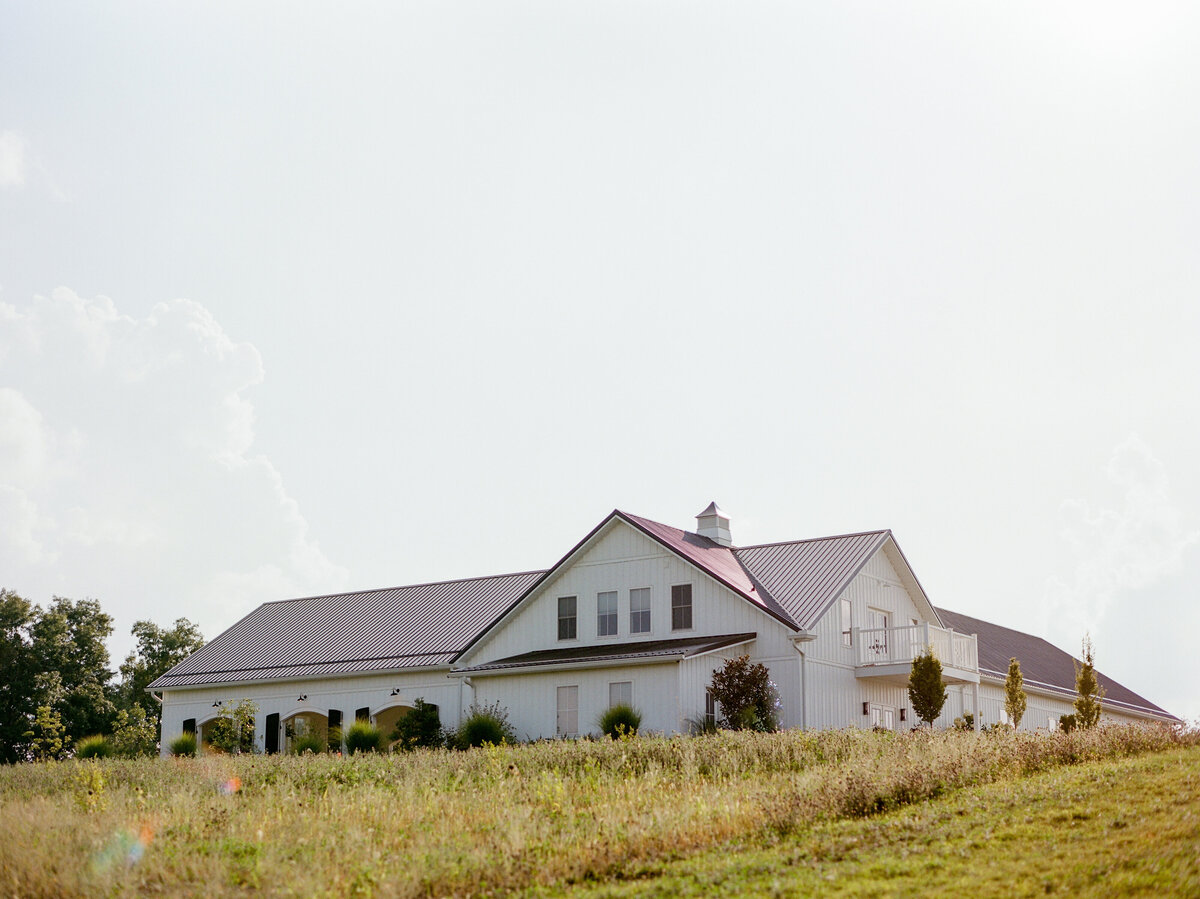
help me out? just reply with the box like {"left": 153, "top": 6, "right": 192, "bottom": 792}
{"left": 0, "top": 287, "right": 348, "bottom": 643}
{"left": 1044, "top": 433, "right": 1200, "bottom": 650}
{"left": 0, "top": 131, "right": 26, "bottom": 188}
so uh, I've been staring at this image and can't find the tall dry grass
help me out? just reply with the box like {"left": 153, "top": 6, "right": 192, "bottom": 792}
{"left": 0, "top": 723, "right": 1194, "bottom": 898}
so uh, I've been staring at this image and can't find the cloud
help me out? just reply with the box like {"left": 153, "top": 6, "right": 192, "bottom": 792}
{"left": 0, "top": 131, "right": 26, "bottom": 188}
{"left": 1044, "top": 433, "right": 1200, "bottom": 647}
{"left": 0, "top": 288, "right": 348, "bottom": 644}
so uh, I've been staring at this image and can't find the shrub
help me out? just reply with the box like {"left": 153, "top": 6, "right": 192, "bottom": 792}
{"left": 1004, "top": 657, "right": 1027, "bottom": 729}
{"left": 598, "top": 704, "right": 642, "bottom": 739}
{"left": 169, "top": 733, "right": 197, "bottom": 757}
{"left": 451, "top": 702, "right": 515, "bottom": 749}
{"left": 908, "top": 648, "right": 947, "bottom": 726}
{"left": 392, "top": 699, "right": 443, "bottom": 751}
{"left": 709, "top": 656, "right": 781, "bottom": 732}
{"left": 345, "top": 719, "right": 385, "bottom": 754}
{"left": 952, "top": 712, "right": 974, "bottom": 731}
{"left": 1073, "top": 635, "right": 1105, "bottom": 729}
{"left": 1059, "top": 713, "right": 1077, "bottom": 733}
{"left": 75, "top": 735, "right": 113, "bottom": 759}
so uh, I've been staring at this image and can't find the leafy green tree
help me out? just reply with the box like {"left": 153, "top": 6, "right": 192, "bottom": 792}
{"left": 118, "top": 617, "right": 204, "bottom": 719}
{"left": 26, "top": 704, "right": 69, "bottom": 761}
{"left": 1073, "top": 635, "right": 1105, "bottom": 729}
{"left": 206, "top": 699, "right": 257, "bottom": 754}
{"left": 111, "top": 705, "right": 159, "bottom": 757}
{"left": 709, "top": 655, "right": 781, "bottom": 732}
{"left": 907, "top": 647, "right": 947, "bottom": 727}
{"left": 1004, "top": 657, "right": 1027, "bottom": 729}
{"left": 0, "top": 589, "right": 38, "bottom": 763}
{"left": 29, "top": 597, "right": 116, "bottom": 740}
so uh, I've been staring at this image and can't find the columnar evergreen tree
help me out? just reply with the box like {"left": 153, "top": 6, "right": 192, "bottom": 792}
{"left": 907, "top": 648, "right": 947, "bottom": 727}
{"left": 1004, "top": 657, "right": 1027, "bottom": 729}
{"left": 1073, "top": 635, "right": 1105, "bottom": 729}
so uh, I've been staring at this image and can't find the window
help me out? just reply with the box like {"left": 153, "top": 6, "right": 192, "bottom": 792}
{"left": 609, "top": 681, "right": 632, "bottom": 708}
{"left": 558, "top": 596, "right": 577, "bottom": 640}
{"left": 597, "top": 591, "right": 618, "bottom": 637}
{"left": 355, "top": 707, "right": 370, "bottom": 722}
{"left": 705, "top": 690, "right": 716, "bottom": 729}
{"left": 629, "top": 587, "right": 651, "bottom": 634}
{"left": 671, "top": 584, "right": 693, "bottom": 630}
{"left": 556, "top": 685, "right": 579, "bottom": 736}
{"left": 840, "top": 598, "right": 852, "bottom": 646}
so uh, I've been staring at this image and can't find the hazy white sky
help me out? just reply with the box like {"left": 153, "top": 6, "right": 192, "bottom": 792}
{"left": 2, "top": 2, "right": 1197, "bottom": 720}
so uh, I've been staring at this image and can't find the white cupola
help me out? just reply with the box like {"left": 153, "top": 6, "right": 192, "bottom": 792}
{"left": 695, "top": 501, "right": 732, "bottom": 547}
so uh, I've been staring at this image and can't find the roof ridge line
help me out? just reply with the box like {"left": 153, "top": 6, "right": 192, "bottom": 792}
{"left": 735, "top": 529, "right": 892, "bottom": 551}
{"left": 259, "top": 569, "right": 549, "bottom": 606}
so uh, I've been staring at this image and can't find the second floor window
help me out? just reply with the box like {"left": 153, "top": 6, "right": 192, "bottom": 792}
{"left": 671, "top": 584, "right": 693, "bottom": 630}
{"left": 629, "top": 587, "right": 651, "bottom": 634}
{"left": 840, "top": 598, "right": 852, "bottom": 647}
{"left": 558, "top": 595, "right": 577, "bottom": 640}
{"left": 597, "top": 591, "right": 618, "bottom": 637}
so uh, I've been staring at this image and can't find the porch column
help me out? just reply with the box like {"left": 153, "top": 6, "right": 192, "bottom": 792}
{"left": 973, "top": 682, "right": 980, "bottom": 732}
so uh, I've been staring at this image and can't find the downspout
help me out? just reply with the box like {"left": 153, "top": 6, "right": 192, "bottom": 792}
{"left": 791, "top": 632, "right": 817, "bottom": 731}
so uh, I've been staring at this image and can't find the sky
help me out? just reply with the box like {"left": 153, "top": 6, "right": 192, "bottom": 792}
{"left": 1, "top": 2, "right": 1197, "bottom": 722}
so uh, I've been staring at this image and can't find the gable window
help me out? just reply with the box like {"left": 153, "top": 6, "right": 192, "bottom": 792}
{"left": 840, "top": 598, "right": 852, "bottom": 646}
{"left": 556, "top": 685, "right": 579, "bottom": 737}
{"left": 671, "top": 584, "right": 693, "bottom": 631}
{"left": 609, "top": 681, "right": 632, "bottom": 708}
{"left": 629, "top": 587, "right": 651, "bottom": 634}
{"left": 558, "top": 596, "right": 577, "bottom": 641}
{"left": 597, "top": 591, "right": 618, "bottom": 637}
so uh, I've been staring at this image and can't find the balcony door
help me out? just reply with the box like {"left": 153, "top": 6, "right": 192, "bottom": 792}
{"left": 867, "top": 608, "right": 889, "bottom": 659}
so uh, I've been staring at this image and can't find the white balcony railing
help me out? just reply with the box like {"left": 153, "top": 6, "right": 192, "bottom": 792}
{"left": 854, "top": 623, "right": 978, "bottom": 673}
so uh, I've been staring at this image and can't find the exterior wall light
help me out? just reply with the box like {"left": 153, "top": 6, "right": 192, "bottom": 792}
{"left": 862, "top": 701, "right": 869, "bottom": 716}
{"left": 297, "top": 694, "right": 307, "bottom": 702}
{"left": 899, "top": 708, "right": 907, "bottom": 722}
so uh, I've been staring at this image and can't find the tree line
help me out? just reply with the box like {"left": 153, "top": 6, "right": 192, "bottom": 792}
{"left": 0, "top": 588, "right": 204, "bottom": 763}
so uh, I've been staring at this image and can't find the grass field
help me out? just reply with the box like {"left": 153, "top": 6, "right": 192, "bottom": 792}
{"left": 0, "top": 725, "right": 1195, "bottom": 897}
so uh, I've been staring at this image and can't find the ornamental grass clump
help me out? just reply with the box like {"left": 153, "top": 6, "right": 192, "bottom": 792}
{"left": 344, "top": 720, "right": 385, "bottom": 754}
{"left": 74, "top": 735, "right": 112, "bottom": 759}
{"left": 598, "top": 704, "right": 642, "bottom": 739}
{"left": 168, "top": 733, "right": 196, "bottom": 757}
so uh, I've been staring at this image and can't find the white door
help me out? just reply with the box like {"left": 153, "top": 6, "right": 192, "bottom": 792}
{"left": 867, "top": 609, "right": 889, "bottom": 658}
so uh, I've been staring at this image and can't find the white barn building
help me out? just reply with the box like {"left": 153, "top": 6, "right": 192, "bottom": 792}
{"left": 151, "top": 504, "right": 1178, "bottom": 753}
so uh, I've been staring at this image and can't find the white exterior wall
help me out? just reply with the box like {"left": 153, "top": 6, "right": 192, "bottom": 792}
{"left": 802, "top": 547, "right": 934, "bottom": 731}
{"left": 469, "top": 663, "right": 681, "bottom": 739}
{"left": 461, "top": 520, "right": 801, "bottom": 731}
{"left": 158, "top": 668, "right": 462, "bottom": 756}
{"left": 957, "top": 681, "right": 1170, "bottom": 731}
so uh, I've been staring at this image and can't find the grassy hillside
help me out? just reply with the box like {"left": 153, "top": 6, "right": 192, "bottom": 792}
{"left": 557, "top": 745, "right": 1200, "bottom": 898}
{"left": 0, "top": 725, "right": 1195, "bottom": 897}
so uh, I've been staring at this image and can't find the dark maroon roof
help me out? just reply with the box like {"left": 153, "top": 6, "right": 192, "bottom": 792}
{"left": 936, "top": 608, "right": 1176, "bottom": 720}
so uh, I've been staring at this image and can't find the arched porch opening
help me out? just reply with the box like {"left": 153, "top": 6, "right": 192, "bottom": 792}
{"left": 281, "top": 709, "right": 331, "bottom": 754}
{"left": 373, "top": 702, "right": 428, "bottom": 750}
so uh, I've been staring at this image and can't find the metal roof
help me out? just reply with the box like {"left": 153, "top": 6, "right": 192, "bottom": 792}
{"left": 457, "top": 632, "right": 758, "bottom": 673}
{"left": 936, "top": 608, "right": 1177, "bottom": 720}
{"left": 148, "top": 570, "right": 543, "bottom": 690}
{"left": 620, "top": 512, "right": 800, "bottom": 628}
{"left": 734, "top": 530, "right": 891, "bottom": 630}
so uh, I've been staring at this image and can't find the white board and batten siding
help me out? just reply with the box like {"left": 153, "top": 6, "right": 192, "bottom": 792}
{"left": 801, "top": 546, "right": 935, "bottom": 730}
{"left": 465, "top": 520, "right": 795, "bottom": 667}
{"left": 158, "top": 670, "right": 463, "bottom": 757}
{"left": 472, "top": 664, "right": 681, "bottom": 740}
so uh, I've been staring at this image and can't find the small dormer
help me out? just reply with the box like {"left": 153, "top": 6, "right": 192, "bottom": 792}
{"left": 695, "top": 501, "right": 732, "bottom": 547}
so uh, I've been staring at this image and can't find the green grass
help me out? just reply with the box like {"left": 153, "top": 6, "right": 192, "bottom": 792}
{"left": 554, "top": 745, "right": 1200, "bottom": 898}
{"left": 0, "top": 725, "right": 1195, "bottom": 897}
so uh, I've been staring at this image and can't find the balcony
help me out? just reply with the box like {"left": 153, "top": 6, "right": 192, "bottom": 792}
{"left": 854, "top": 623, "right": 979, "bottom": 685}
